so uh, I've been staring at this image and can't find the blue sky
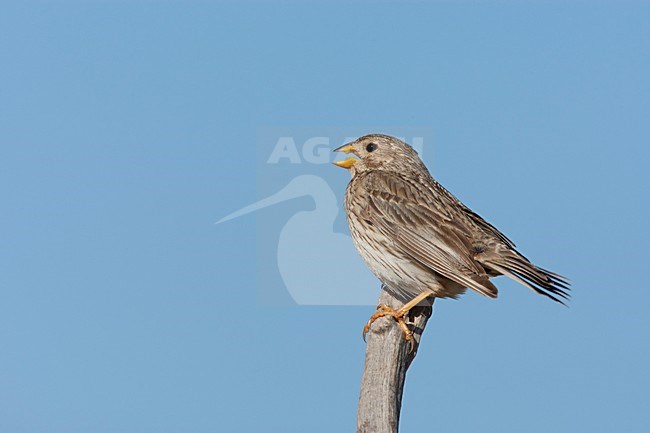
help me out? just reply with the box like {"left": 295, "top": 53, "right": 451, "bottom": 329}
{"left": 1, "top": 2, "right": 649, "bottom": 432}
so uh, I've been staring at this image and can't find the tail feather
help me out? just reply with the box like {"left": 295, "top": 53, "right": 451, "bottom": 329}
{"left": 479, "top": 252, "right": 571, "bottom": 305}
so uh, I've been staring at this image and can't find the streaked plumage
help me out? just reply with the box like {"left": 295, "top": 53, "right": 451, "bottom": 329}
{"left": 333, "top": 134, "right": 569, "bottom": 331}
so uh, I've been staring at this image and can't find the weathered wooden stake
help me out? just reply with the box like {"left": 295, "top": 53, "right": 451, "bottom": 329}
{"left": 357, "top": 288, "right": 433, "bottom": 433}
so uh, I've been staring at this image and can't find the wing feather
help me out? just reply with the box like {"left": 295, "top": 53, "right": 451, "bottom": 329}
{"left": 361, "top": 171, "right": 498, "bottom": 298}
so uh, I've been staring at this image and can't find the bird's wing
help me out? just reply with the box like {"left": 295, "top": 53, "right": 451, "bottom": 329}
{"left": 411, "top": 178, "right": 570, "bottom": 304}
{"left": 359, "top": 171, "right": 498, "bottom": 298}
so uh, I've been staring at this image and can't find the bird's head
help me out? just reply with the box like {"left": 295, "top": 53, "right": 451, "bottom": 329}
{"left": 333, "top": 134, "right": 427, "bottom": 176}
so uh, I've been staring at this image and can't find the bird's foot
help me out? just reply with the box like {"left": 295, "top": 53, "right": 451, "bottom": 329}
{"left": 362, "top": 304, "right": 414, "bottom": 352}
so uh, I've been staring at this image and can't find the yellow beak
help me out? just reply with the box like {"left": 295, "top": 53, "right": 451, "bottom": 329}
{"left": 334, "top": 144, "right": 357, "bottom": 154}
{"left": 333, "top": 157, "right": 358, "bottom": 169}
{"left": 332, "top": 143, "right": 358, "bottom": 169}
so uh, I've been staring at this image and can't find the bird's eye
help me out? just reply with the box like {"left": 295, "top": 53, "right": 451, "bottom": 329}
{"left": 365, "top": 143, "right": 378, "bottom": 152}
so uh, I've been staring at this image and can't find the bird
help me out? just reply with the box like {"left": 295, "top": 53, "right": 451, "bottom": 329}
{"left": 333, "top": 134, "right": 570, "bottom": 347}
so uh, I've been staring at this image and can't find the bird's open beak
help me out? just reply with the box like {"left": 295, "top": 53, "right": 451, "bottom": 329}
{"left": 333, "top": 144, "right": 358, "bottom": 169}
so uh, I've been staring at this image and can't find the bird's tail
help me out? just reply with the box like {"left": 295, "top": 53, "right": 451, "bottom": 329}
{"left": 478, "top": 250, "right": 570, "bottom": 304}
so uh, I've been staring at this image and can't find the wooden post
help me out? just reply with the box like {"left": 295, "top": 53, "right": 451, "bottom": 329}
{"left": 357, "top": 288, "right": 433, "bottom": 433}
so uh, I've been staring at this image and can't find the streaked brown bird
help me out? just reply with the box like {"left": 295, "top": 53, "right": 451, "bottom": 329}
{"left": 333, "top": 134, "right": 569, "bottom": 345}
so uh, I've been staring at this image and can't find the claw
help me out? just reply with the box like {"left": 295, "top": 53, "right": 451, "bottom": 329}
{"left": 362, "top": 304, "right": 415, "bottom": 351}
{"left": 363, "top": 304, "right": 387, "bottom": 342}
{"left": 401, "top": 324, "right": 415, "bottom": 354}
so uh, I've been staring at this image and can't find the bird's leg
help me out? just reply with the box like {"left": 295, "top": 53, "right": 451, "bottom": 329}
{"left": 362, "top": 291, "right": 434, "bottom": 350}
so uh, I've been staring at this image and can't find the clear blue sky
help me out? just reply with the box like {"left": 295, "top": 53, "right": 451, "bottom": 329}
{"left": 1, "top": 2, "right": 649, "bottom": 432}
